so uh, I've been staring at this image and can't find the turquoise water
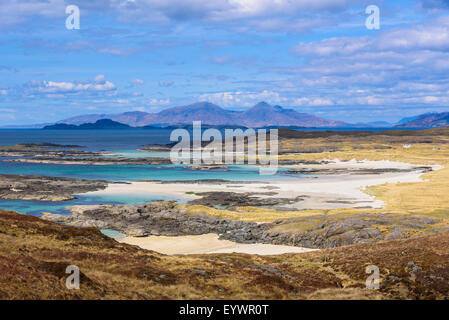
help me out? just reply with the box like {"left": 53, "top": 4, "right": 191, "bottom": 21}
{"left": 0, "top": 129, "right": 173, "bottom": 151}
{"left": 0, "top": 129, "right": 296, "bottom": 217}
{"left": 100, "top": 229, "right": 126, "bottom": 239}
{"left": 0, "top": 161, "right": 290, "bottom": 181}
{"left": 105, "top": 149, "right": 171, "bottom": 158}
{"left": 0, "top": 193, "right": 189, "bottom": 217}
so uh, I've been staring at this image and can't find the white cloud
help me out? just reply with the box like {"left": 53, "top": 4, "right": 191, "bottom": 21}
{"left": 132, "top": 78, "right": 144, "bottom": 85}
{"left": 0, "top": 0, "right": 361, "bottom": 33}
{"left": 146, "top": 98, "right": 171, "bottom": 106}
{"left": 0, "top": 0, "right": 66, "bottom": 28}
{"left": 198, "top": 90, "right": 287, "bottom": 107}
{"left": 294, "top": 37, "right": 372, "bottom": 57}
{"left": 274, "top": 15, "right": 449, "bottom": 109}
{"left": 94, "top": 74, "right": 106, "bottom": 83}
{"left": 27, "top": 77, "right": 116, "bottom": 95}
{"left": 112, "top": 0, "right": 358, "bottom": 22}
{"left": 293, "top": 97, "right": 334, "bottom": 106}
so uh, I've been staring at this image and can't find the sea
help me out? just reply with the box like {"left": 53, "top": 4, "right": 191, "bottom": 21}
{"left": 0, "top": 129, "right": 290, "bottom": 216}
{"left": 0, "top": 127, "right": 423, "bottom": 217}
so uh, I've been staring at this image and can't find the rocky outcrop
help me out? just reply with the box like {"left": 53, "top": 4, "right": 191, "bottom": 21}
{"left": 0, "top": 146, "right": 98, "bottom": 158}
{"left": 42, "top": 201, "right": 265, "bottom": 237}
{"left": 5, "top": 156, "right": 171, "bottom": 165}
{"left": 186, "top": 164, "right": 229, "bottom": 171}
{"left": 187, "top": 191, "right": 305, "bottom": 209}
{"left": 252, "top": 212, "right": 444, "bottom": 248}
{"left": 0, "top": 142, "right": 171, "bottom": 165}
{"left": 286, "top": 166, "right": 433, "bottom": 175}
{"left": 0, "top": 174, "right": 114, "bottom": 201}
{"left": 41, "top": 201, "right": 446, "bottom": 249}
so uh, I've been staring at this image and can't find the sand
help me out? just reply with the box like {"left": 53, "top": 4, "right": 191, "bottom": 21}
{"left": 89, "top": 159, "right": 440, "bottom": 254}
{"left": 86, "top": 159, "right": 439, "bottom": 210}
{"left": 118, "top": 233, "right": 316, "bottom": 255}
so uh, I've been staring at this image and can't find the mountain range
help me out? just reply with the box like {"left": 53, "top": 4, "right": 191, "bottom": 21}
{"left": 57, "top": 102, "right": 347, "bottom": 128}
{"left": 5, "top": 101, "right": 449, "bottom": 129}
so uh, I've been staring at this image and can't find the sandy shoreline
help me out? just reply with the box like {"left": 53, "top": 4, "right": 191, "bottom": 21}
{"left": 118, "top": 233, "right": 316, "bottom": 255}
{"left": 86, "top": 159, "right": 439, "bottom": 210}
{"left": 87, "top": 159, "right": 440, "bottom": 255}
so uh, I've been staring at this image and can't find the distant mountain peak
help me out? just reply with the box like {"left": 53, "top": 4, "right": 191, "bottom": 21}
{"left": 252, "top": 101, "right": 272, "bottom": 109}
{"left": 185, "top": 101, "right": 222, "bottom": 110}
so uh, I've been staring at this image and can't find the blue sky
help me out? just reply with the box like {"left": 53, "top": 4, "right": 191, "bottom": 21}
{"left": 0, "top": 0, "right": 448, "bottom": 125}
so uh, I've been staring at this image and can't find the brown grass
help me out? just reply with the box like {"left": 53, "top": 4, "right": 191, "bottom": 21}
{"left": 0, "top": 209, "right": 448, "bottom": 300}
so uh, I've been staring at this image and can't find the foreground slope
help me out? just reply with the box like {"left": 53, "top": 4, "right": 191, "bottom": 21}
{"left": 0, "top": 210, "right": 448, "bottom": 299}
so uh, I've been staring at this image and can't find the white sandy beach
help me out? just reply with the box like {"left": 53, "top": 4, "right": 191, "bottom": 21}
{"left": 86, "top": 159, "right": 439, "bottom": 210}
{"left": 88, "top": 159, "right": 440, "bottom": 255}
{"left": 118, "top": 233, "right": 316, "bottom": 255}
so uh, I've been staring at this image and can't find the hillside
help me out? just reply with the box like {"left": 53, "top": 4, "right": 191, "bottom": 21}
{"left": 0, "top": 209, "right": 448, "bottom": 299}
{"left": 58, "top": 102, "right": 347, "bottom": 128}
{"left": 396, "top": 112, "right": 449, "bottom": 128}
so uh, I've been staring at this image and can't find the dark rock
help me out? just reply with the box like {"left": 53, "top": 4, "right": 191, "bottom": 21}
{"left": 407, "top": 262, "right": 422, "bottom": 273}
{"left": 0, "top": 174, "right": 111, "bottom": 201}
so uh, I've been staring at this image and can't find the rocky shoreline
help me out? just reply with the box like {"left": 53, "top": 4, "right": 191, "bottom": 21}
{"left": 41, "top": 201, "right": 448, "bottom": 249}
{"left": 0, "top": 174, "right": 116, "bottom": 201}
{"left": 0, "top": 142, "right": 171, "bottom": 165}
{"left": 4, "top": 156, "right": 171, "bottom": 165}
{"left": 186, "top": 191, "right": 306, "bottom": 209}
{"left": 286, "top": 166, "right": 433, "bottom": 175}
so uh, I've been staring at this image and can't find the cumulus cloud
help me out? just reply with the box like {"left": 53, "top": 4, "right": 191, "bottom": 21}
{"left": 26, "top": 77, "right": 116, "bottom": 95}
{"left": 293, "top": 97, "right": 334, "bottom": 106}
{"left": 111, "top": 0, "right": 360, "bottom": 23}
{"left": 94, "top": 74, "right": 106, "bottom": 83}
{"left": 145, "top": 98, "right": 171, "bottom": 106}
{"left": 1, "top": 0, "right": 363, "bottom": 32}
{"left": 280, "top": 15, "right": 449, "bottom": 109}
{"left": 0, "top": 0, "right": 66, "bottom": 28}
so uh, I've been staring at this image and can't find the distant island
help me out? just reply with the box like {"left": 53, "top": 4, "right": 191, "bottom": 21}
{"left": 33, "top": 101, "right": 449, "bottom": 129}
{"left": 51, "top": 101, "right": 347, "bottom": 128}
{"left": 43, "top": 119, "right": 132, "bottom": 130}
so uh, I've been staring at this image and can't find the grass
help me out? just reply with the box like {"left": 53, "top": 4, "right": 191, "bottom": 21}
{"left": 2, "top": 209, "right": 449, "bottom": 299}
{"left": 181, "top": 131, "right": 449, "bottom": 223}
{"left": 180, "top": 204, "right": 326, "bottom": 222}
{"left": 280, "top": 133, "right": 449, "bottom": 220}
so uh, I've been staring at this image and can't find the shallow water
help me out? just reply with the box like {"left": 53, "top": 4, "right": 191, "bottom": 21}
{"left": 0, "top": 129, "right": 295, "bottom": 216}
{"left": 0, "top": 193, "right": 189, "bottom": 216}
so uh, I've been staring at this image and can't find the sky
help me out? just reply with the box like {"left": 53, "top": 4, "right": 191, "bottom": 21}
{"left": 0, "top": 0, "right": 448, "bottom": 125}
